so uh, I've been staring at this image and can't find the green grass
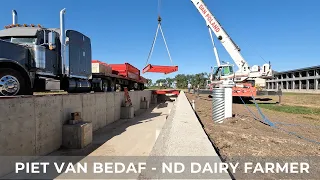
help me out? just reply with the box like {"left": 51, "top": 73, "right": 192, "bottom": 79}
{"left": 283, "top": 92, "right": 318, "bottom": 96}
{"left": 249, "top": 103, "right": 320, "bottom": 115}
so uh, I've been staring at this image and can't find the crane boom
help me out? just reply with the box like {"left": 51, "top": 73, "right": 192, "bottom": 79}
{"left": 191, "top": 0, "right": 250, "bottom": 74}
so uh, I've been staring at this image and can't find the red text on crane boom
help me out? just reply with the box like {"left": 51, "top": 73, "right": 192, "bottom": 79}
{"left": 199, "top": 4, "right": 220, "bottom": 32}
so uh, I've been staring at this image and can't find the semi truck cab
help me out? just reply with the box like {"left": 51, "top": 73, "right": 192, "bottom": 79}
{"left": 0, "top": 9, "right": 92, "bottom": 96}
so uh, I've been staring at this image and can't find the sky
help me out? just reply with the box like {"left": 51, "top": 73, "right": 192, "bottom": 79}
{"left": 1, "top": 0, "right": 320, "bottom": 82}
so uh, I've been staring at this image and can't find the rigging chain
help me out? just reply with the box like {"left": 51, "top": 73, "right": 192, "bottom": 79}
{"left": 145, "top": 0, "right": 173, "bottom": 66}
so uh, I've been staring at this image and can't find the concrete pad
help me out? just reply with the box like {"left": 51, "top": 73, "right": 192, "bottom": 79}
{"left": 140, "top": 100, "right": 150, "bottom": 109}
{"left": 87, "top": 102, "right": 173, "bottom": 156}
{"left": 120, "top": 106, "right": 134, "bottom": 119}
{"left": 62, "top": 122, "right": 93, "bottom": 149}
{"left": 34, "top": 95, "right": 63, "bottom": 156}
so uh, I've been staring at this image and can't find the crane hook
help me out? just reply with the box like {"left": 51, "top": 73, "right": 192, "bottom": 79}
{"left": 158, "top": 16, "right": 162, "bottom": 23}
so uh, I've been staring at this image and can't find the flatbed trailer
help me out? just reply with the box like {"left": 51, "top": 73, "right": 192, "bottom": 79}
{"left": 91, "top": 61, "right": 147, "bottom": 92}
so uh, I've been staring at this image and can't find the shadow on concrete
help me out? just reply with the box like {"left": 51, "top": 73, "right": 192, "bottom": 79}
{"left": 52, "top": 104, "right": 163, "bottom": 157}
{"left": 157, "top": 94, "right": 177, "bottom": 103}
{"left": 157, "top": 103, "right": 168, "bottom": 109}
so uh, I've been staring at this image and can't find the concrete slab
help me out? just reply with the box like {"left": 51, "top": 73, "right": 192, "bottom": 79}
{"left": 0, "top": 97, "right": 36, "bottom": 156}
{"left": 0, "top": 97, "right": 36, "bottom": 178}
{"left": 62, "top": 94, "right": 83, "bottom": 124}
{"left": 140, "top": 100, "right": 149, "bottom": 109}
{"left": 94, "top": 93, "right": 107, "bottom": 130}
{"left": 114, "top": 92, "right": 123, "bottom": 121}
{"left": 82, "top": 94, "right": 98, "bottom": 130}
{"left": 34, "top": 95, "right": 63, "bottom": 156}
{"left": 151, "top": 91, "right": 221, "bottom": 156}
{"left": 106, "top": 92, "right": 115, "bottom": 125}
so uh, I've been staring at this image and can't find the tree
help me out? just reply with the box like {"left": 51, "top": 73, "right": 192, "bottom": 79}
{"left": 154, "top": 72, "right": 209, "bottom": 89}
{"left": 175, "top": 74, "right": 188, "bottom": 88}
{"left": 146, "top": 79, "right": 152, "bottom": 87}
{"left": 166, "top": 77, "right": 174, "bottom": 87}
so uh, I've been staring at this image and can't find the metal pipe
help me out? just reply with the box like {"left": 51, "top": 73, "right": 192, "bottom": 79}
{"left": 212, "top": 88, "right": 225, "bottom": 123}
{"left": 12, "top": 10, "right": 18, "bottom": 25}
{"left": 43, "top": 30, "right": 46, "bottom": 44}
{"left": 208, "top": 26, "right": 221, "bottom": 67}
{"left": 60, "top": 8, "right": 66, "bottom": 75}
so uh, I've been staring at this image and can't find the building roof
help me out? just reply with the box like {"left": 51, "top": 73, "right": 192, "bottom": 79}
{"left": 275, "top": 65, "right": 320, "bottom": 74}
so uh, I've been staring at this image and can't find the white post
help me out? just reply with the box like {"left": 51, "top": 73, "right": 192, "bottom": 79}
{"left": 192, "top": 100, "right": 195, "bottom": 110}
{"left": 224, "top": 88, "right": 233, "bottom": 118}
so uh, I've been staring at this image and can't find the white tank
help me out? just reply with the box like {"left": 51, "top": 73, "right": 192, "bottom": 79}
{"left": 251, "top": 65, "right": 260, "bottom": 72}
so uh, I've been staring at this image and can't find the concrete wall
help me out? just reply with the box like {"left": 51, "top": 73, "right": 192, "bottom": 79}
{"left": 0, "top": 90, "right": 152, "bottom": 158}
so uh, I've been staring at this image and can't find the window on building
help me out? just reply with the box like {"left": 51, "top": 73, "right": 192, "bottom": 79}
{"left": 309, "top": 79, "right": 315, "bottom": 89}
{"left": 308, "top": 70, "right": 315, "bottom": 77}
{"left": 301, "top": 80, "right": 307, "bottom": 89}
{"left": 294, "top": 80, "right": 299, "bottom": 89}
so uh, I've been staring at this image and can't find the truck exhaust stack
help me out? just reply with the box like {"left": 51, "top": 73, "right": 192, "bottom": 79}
{"left": 60, "top": 8, "right": 66, "bottom": 75}
{"left": 12, "top": 10, "right": 17, "bottom": 25}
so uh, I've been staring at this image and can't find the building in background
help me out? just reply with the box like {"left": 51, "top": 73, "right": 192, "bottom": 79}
{"left": 266, "top": 65, "right": 320, "bottom": 93}
{"left": 254, "top": 78, "right": 267, "bottom": 88}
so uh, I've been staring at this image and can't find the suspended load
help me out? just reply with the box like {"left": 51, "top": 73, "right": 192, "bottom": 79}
{"left": 143, "top": 64, "right": 178, "bottom": 74}
{"left": 143, "top": 2, "right": 178, "bottom": 74}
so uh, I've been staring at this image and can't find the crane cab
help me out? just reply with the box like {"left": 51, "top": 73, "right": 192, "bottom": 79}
{"left": 212, "top": 64, "right": 234, "bottom": 80}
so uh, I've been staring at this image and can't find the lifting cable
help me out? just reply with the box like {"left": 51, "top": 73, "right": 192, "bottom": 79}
{"left": 238, "top": 90, "right": 320, "bottom": 145}
{"left": 145, "top": 0, "right": 173, "bottom": 66}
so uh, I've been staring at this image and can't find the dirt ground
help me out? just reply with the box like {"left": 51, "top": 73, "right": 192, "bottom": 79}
{"left": 185, "top": 93, "right": 320, "bottom": 158}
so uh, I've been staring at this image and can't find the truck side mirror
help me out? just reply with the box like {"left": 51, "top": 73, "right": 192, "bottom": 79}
{"left": 48, "top": 32, "right": 56, "bottom": 50}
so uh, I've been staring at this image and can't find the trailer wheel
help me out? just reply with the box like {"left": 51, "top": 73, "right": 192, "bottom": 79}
{"left": 0, "top": 68, "right": 31, "bottom": 96}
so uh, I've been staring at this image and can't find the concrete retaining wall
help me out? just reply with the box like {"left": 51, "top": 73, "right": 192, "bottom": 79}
{"left": 0, "top": 90, "right": 152, "bottom": 158}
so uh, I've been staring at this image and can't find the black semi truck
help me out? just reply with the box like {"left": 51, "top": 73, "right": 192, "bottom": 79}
{"left": 0, "top": 9, "right": 145, "bottom": 96}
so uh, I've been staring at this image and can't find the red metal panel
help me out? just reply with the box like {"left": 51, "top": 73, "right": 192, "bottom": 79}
{"left": 232, "top": 84, "right": 257, "bottom": 97}
{"left": 153, "top": 90, "right": 180, "bottom": 95}
{"left": 109, "top": 63, "right": 141, "bottom": 81}
{"left": 142, "top": 64, "right": 178, "bottom": 74}
{"left": 139, "top": 76, "right": 148, "bottom": 84}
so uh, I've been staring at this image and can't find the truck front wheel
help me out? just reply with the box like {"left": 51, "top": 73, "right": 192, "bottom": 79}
{"left": 0, "top": 68, "right": 31, "bottom": 96}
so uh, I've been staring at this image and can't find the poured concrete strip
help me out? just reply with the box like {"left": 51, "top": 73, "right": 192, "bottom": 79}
{"left": 149, "top": 91, "right": 232, "bottom": 179}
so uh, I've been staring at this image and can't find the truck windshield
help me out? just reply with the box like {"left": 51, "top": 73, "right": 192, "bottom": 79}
{"left": 0, "top": 37, "right": 37, "bottom": 45}
{"left": 11, "top": 37, "right": 37, "bottom": 45}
